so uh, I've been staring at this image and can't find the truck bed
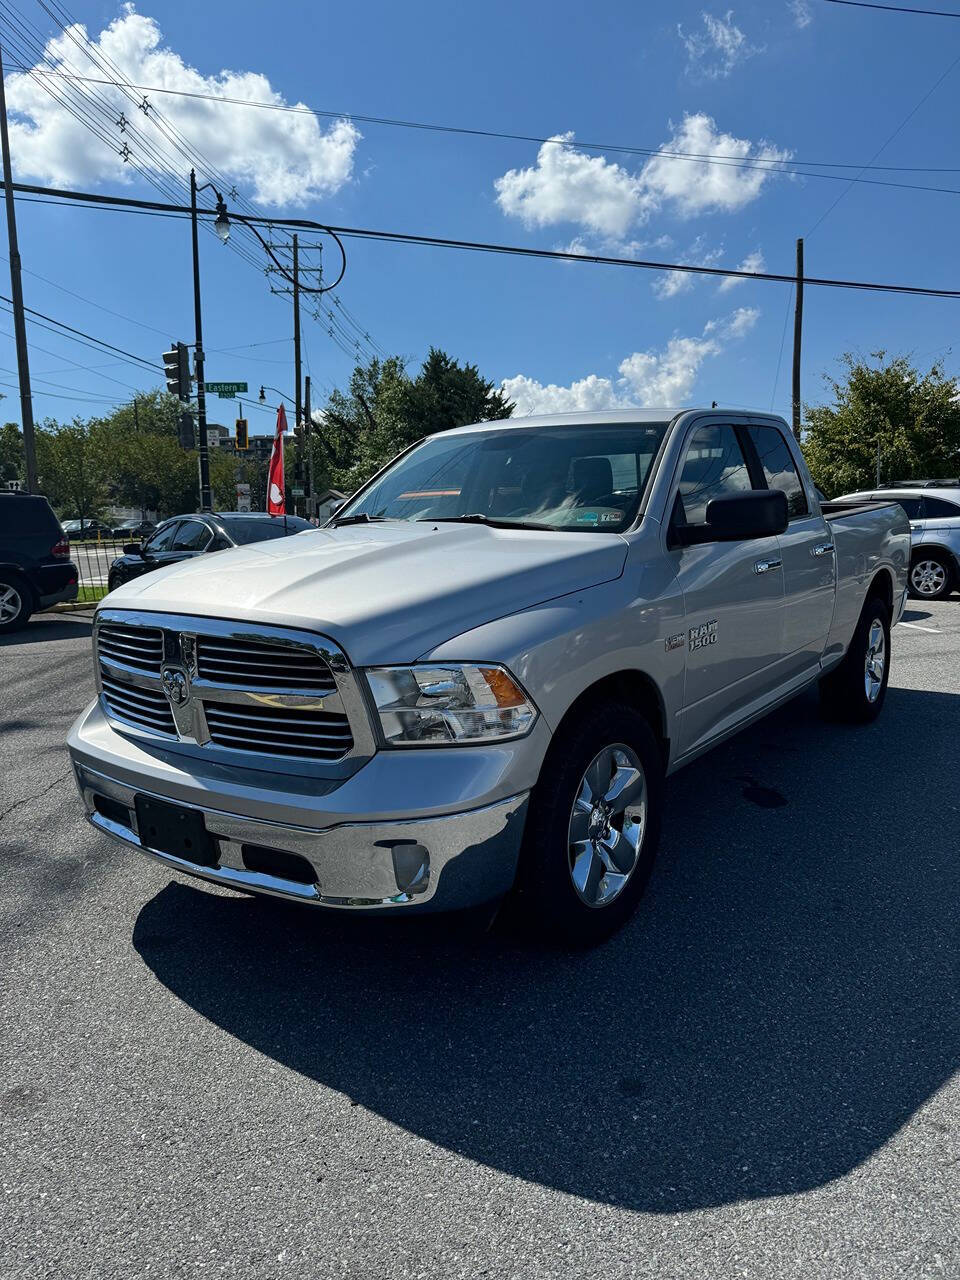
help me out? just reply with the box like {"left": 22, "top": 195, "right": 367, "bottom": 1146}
{"left": 820, "top": 499, "right": 902, "bottom": 520}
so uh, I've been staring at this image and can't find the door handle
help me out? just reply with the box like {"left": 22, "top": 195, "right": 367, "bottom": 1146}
{"left": 754, "top": 558, "right": 783, "bottom": 575}
{"left": 811, "top": 542, "right": 834, "bottom": 557}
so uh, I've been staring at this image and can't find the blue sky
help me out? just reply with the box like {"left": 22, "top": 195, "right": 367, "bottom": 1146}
{"left": 2, "top": 0, "right": 958, "bottom": 435}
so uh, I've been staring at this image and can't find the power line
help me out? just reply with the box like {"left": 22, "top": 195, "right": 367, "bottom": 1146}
{"left": 13, "top": 62, "right": 960, "bottom": 178}
{"left": 805, "top": 47, "right": 960, "bottom": 235}
{"left": 824, "top": 0, "right": 960, "bottom": 15}
{"left": 4, "top": 178, "right": 960, "bottom": 299}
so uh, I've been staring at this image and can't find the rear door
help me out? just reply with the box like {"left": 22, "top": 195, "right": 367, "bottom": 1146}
{"left": 745, "top": 424, "right": 836, "bottom": 682}
{"left": 668, "top": 423, "right": 786, "bottom": 757}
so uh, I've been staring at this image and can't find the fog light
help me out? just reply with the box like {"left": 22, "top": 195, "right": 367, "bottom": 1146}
{"left": 388, "top": 841, "right": 430, "bottom": 895}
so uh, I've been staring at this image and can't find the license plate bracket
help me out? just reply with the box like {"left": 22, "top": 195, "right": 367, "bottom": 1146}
{"left": 133, "top": 795, "right": 218, "bottom": 868}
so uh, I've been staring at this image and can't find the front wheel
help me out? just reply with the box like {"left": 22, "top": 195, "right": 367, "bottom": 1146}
{"left": 511, "top": 702, "right": 663, "bottom": 945}
{"left": 819, "top": 597, "right": 890, "bottom": 723}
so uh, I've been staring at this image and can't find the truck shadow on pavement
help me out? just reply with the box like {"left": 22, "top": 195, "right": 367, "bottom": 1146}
{"left": 133, "top": 684, "right": 960, "bottom": 1214}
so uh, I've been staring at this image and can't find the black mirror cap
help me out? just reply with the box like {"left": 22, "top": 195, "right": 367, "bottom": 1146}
{"left": 122, "top": 542, "right": 142, "bottom": 555}
{"left": 705, "top": 489, "right": 789, "bottom": 540}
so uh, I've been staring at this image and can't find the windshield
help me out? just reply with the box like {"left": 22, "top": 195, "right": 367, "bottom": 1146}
{"left": 337, "top": 423, "right": 669, "bottom": 532}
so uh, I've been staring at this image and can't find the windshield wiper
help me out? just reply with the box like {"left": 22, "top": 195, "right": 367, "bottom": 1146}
{"left": 331, "top": 513, "right": 391, "bottom": 527}
{"left": 417, "top": 513, "right": 556, "bottom": 532}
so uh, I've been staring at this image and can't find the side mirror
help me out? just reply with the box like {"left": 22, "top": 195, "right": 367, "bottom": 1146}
{"left": 673, "top": 490, "right": 788, "bottom": 546}
{"left": 123, "top": 542, "right": 143, "bottom": 556}
{"left": 328, "top": 502, "right": 344, "bottom": 519}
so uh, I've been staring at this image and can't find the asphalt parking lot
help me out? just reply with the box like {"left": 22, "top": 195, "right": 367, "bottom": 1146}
{"left": 1, "top": 603, "right": 958, "bottom": 1279}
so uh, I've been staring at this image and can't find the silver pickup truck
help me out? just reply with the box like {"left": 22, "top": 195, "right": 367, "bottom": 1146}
{"left": 68, "top": 409, "right": 910, "bottom": 943}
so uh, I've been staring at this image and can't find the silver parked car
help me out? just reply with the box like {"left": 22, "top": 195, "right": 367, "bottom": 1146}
{"left": 832, "top": 484, "right": 960, "bottom": 600}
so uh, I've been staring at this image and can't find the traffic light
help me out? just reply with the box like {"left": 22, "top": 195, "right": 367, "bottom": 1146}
{"left": 177, "top": 412, "right": 195, "bottom": 450}
{"left": 235, "top": 418, "right": 248, "bottom": 451}
{"left": 163, "top": 341, "right": 191, "bottom": 400}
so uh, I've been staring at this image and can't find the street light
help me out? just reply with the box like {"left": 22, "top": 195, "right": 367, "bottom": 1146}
{"left": 258, "top": 384, "right": 294, "bottom": 406}
{"left": 189, "top": 169, "right": 230, "bottom": 512}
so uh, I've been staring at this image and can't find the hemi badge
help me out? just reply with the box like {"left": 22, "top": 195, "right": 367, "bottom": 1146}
{"left": 665, "top": 632, "right": 685, "bottom": 652}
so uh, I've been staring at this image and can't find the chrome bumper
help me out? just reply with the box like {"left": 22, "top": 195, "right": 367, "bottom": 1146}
{"left": 73, "top": 759, "right": 528, "bottom": 913}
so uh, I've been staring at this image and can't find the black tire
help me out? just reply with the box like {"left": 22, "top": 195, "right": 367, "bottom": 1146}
{"left": 819, "top": 597, "right": 890, "bottom": 723}
{"left": 107, "top": 571, "right": 120, "bottom": 593}
{"left": 511, "top": 701, "right": 663, "bottom": 945}
{"left": 908, "top": 551, "right": 954, "bottom": 601}
{"left": 0, "top": 573, "right": 33, "bottom": 633}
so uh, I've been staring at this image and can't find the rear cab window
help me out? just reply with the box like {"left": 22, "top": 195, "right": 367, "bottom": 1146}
{"left": 0, "top": 495, "right": 61, "bottom": 538}
{"left": 745, "top": 425, "right": 808, "bottom": 518}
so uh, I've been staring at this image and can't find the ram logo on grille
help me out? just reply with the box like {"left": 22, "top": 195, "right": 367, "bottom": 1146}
{"left": 161, "top": 666, "right": 190, "bottom": 707}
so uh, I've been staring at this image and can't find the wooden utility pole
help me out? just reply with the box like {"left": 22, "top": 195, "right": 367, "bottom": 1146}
{"left": 792, "top": 237, "right": 804, "bottom": 440}
{"left": 0, "top": 45, "right": 37, "bottom": 492}
{"left": 304, "top": 373, "right": 314, "bottom": 518}
{"left": 293, "top": 233, "right": 303, "bottom": 516}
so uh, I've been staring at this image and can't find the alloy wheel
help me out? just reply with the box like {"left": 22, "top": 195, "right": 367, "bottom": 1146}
{"left": 864, "top": 619, "right": 886, "bottom": 703}
{"left": 0, "top": 583, "right": 22, "bottom": 625}
{"left": 567, "top": 743, "right": 647, "bottom": 908}
{"left": 911, "top": 559, "right": 947, "bottom": 597}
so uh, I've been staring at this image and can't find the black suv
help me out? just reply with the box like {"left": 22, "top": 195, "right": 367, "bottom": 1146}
{"left": 107, "top": 511, "right": 313, "bottom": 591}
{"left": 0, "top": 491, "right": 78, "bottom": 632}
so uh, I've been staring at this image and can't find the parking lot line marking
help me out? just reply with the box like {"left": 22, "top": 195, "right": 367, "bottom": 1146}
{"left": 898, "top": 621, "right": 941, "bottom": 633}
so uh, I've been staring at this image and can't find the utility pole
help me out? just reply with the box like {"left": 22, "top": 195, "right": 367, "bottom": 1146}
{"left": 792, "top": 237, "right": 804, "bottom": 441}
{"left": 304, "top": 374, "right": 314, "bottom": 518}
{"left": 190, "top": 169, "right": 213, "bottom": 511}
{"left": 292, "top": 233, "right": 303, "bottom": 517}
{"left": 0, "top": 45, "right": 37, "bottom": 493}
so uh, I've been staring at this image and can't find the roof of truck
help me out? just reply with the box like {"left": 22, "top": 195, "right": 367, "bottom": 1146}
{"left": 437, "top": 407, "right": 788, "bottom": 435}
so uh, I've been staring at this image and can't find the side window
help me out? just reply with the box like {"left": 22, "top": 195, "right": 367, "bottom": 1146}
{"left": 144, "top": 522, "right": 178, "bottom": 552}
{"left": 892, "top": 496, "right": 922, "bottom": 520}
{"left": 921, "top": 496, "right": 960, "bottom": 519}
{"left": 677, "top": 425, "right": 752, "bottom": 526}
{"left": 172, "top": 519, "right": 211, "bottom": 552}
{"left": 746, "top": 426, "right": 808, "bottom": 518}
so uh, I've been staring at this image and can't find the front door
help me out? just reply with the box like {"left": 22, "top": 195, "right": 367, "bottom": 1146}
{"left": 668, "top": 423, "right": 785, "bottom": 757}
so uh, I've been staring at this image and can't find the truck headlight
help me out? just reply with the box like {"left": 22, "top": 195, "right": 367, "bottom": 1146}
{"left": 365, "top": 664, "right": 538, "bottom": 746}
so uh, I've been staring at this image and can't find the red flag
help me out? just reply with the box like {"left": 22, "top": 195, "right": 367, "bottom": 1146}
{"left": 266, "top": 403, "right": 286, "bottom": 516}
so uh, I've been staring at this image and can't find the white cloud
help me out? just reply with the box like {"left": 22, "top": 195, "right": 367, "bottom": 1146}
{"left": 495, "top": 133, "right": 650, "bottom": 238}
{"left": 501, "top": 307, "right": 758, "bottom": 415}
{"left": 652, "top": 236, "right": 723, "bottom": 299}
{"left": 678, "top": 11, "right": 763, "bottom": 78}
{"left": 6, "top": 6, "right": 359, "bottom": 205}
{"left": 494, "top": 117, "right": 789, "bottom": 242}
{"left": 788, "top": 1, "right": 813, "bottom": 29}
{"left": 717, "top": 249, "right": 766, "bottom": 291}
{"left": 641, "top": 114, "right": 791, "bottom": 217}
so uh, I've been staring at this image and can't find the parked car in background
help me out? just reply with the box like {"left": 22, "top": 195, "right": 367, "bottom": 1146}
{"left": 106, "top": 511, "right": 313, "bottom": 592}
{"left": 111, "top": 519, "right": 156, "bottom": 540}
{"left": 0, "top": 491, "right": 77, "bottom": 631}
{"left": 71, "top": 409, "right": 909, "bottom": 944}
{"left": 832, "top": 484, "right": 960, "bottom": 599}
{"left": 61, "top": 518, "right": 113, "bottom": 542}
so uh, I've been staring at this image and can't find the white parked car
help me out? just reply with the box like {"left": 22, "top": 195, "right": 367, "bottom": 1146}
{"left": 832, "top": 484, "right": 960, "bottom": 600}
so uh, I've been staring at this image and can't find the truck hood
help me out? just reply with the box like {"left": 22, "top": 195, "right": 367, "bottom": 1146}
{"left": 104, "top": 522, "right": 628, "bottom": 664}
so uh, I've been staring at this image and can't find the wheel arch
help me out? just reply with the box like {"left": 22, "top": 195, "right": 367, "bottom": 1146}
{"left": 910, "top": 543, "right": 957, "bottom": 574}
{"left": 550, "top": 669, "right": 670, "bottom": 770}
{"left": 866, "top": 566, "right": 894, "bottom": 615}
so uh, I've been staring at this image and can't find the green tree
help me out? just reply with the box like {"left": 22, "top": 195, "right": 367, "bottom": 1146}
{"left": 34, "top": 418, "right": 108, "bottom": 523}
{"left": 319, "top": 348, "right": 512, "bottom": 494}
{"left": 0, "top": 421, "right": 23, "bottom": 484}
{"left": 803, "top": 352, "right": 960, "bottom": 496}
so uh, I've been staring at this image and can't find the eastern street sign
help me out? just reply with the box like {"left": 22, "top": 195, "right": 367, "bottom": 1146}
{"left": 204, "top": 381, "right": 248, "bottom": 397}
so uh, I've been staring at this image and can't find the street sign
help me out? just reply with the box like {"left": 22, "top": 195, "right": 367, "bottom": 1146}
{"left": 204, "top": 381, "right": 248, "bottom": 397}
{"left": 236, "top": 482, "right": 251, "bottom": 513}
{"left": 291, "top": 487, "right": 305, "bottom": 497}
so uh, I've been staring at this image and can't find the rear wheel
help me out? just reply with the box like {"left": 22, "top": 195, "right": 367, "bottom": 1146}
{"left": 0, "top": 575, "right": 32, "bottom": 633}
{"left": 512, "top": 702, "right": 663, "bottom": 945}
{"left": 909, "top": 552, "right": 953, "bottom": 600}
{"left": 819, "top": 597, "right": 890, "bottom": 723}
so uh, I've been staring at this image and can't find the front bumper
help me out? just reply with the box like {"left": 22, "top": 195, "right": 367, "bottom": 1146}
{"left": 68, "top": 700, "right": 541, "bottom": 912}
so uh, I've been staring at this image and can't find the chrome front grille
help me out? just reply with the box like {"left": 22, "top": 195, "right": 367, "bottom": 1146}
{"left": 100, "top": 671, "right": 176, "bottom": 734}
{"left": 195, "top": 634, "right": 337, "bottom": 693}
{"left": 203, "top": 702, "right": 354, "bottom": 759}
{"left": 97, "top": 622, "right": 164, "bottom": 674}
{"left": 93, "top": 610, "right": 372, "bottom": 773}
